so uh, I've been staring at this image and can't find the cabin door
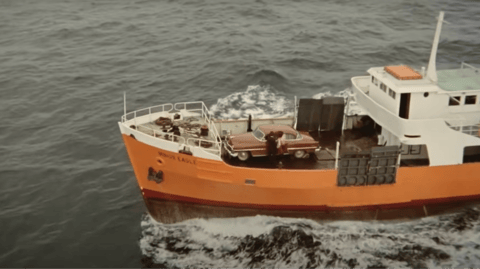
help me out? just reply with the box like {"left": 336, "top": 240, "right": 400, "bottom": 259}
{"left": 399, "top": 93, "right": 411, "bottom": 119}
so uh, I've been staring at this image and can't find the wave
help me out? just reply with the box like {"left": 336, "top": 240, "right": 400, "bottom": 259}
{"left": 209, "top": 84, "right": 294, "bottom": 119}
{"left": 209, "top": 84, "right": 367, "bottom": 120}
{"left": 140, "top": 207, "right": 480, "bottom": 268}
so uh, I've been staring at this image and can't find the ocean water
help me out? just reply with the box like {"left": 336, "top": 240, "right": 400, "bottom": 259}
{"left": 1, "top": 0, "right": 479, "bottom": 267}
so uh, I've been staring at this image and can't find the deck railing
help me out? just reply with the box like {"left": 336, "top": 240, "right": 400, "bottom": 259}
{"left": 122, "top": 101, "right": 222, "bottom": 156}
{"left": 173, "top": 101, "right": 222, "bottom": 153}
{"left": 134, "top": 124, "right": 185, "bottom": 144}
{"left": 460, "top": 62, "right": 479, "bottom": 71}
{"left": 121, "top": 103, "right": 174, "bottom": 124}
{"left": 446, "top": 118, "right": 480, "bottom": 138}
{"left": 187, "top": 137, "right": 221, "bottom": 155}
{"left": 447, "top": 123, "right": 480, "bottom": 138}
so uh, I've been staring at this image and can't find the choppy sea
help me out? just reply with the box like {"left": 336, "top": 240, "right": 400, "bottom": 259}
{"left": 1, "top": 0, "right": 480, "bottom": 267}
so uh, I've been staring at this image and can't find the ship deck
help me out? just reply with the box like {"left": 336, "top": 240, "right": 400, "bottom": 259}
{"left": 133, "top": 112, "right": 381, "bottom": 170}
{"left": 438, "top": 67, "right": 480, "bottom": 91}
{"left": 222, "top": 130, "right": 380, "bottom": 170}
{"left": 135, "top": 113, "right": 222, "bottom": 154}
{"left": 132, "top": 114, "right": 430, "bottom": 170}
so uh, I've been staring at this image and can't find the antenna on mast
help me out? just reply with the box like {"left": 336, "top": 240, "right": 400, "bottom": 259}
{"left": 124, "top": 91, "right": 126, "bottom": 115}
{"left": 426, "top": 11, "right": 446, "bottom": 83}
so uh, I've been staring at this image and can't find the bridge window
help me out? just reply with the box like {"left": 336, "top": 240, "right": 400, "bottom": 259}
{"left": 449, "top": 96, "right": 461, "bottom": 106}
{"left": 465, "top": 95, "right": 477, "bottom": 105}
{"left": 380, "top": 83, "right": 387, "bottom": 92}
{"left": 388, "top": 88, "right": 396, "bottom": 99}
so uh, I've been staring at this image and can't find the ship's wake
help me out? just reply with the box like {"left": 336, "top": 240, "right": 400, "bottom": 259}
{"left": 209, "top": 85, "right": 366, "bottom": 120}
{"left": 140, "top": 207, "right": 480, "bottom": 268}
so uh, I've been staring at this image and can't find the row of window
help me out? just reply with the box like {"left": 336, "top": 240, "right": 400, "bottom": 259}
{"left": 371, "top": 76, "right": 478, "bottom": 106}
{"left": 372, "top": 76, "right": 396, "bottom": 99}
{"left": 448, "top": 95, "right": 477, "bottom": 106}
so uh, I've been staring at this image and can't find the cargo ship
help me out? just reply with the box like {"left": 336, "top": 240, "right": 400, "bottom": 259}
{"left": 119, "top": 12, "right": 480, "bottom": 223}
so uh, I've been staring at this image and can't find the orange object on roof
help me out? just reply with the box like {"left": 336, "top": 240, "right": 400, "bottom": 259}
{"left": 385, "top": 65, "right": 423, "bottom": 80}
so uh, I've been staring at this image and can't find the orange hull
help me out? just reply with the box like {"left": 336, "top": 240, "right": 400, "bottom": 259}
{"left": 122, "top": 134, "right": 480, "bottom": 223}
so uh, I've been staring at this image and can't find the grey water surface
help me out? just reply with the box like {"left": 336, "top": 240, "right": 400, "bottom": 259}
{"left": 1, "top": 0, "right": 480, "bottom": 267}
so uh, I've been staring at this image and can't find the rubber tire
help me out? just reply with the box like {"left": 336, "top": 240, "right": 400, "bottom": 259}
{"left": 347, "top": 177, "right": 356, "bottom": 186}
{"left": 237, "top": 151, "right": 250, "bottom": 161}
{"left": 357, "top": 176, "right": 366, "bottom": 185}
{"left": 376, "top": 175, "right": 385, "bottom": 184}
{"left": 294, "top": 150, "right": 306, "bottom": 159}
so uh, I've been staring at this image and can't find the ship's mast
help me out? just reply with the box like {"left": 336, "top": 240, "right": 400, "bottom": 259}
{"left": 426, "top": 11, "right": 445, "bottom": 83}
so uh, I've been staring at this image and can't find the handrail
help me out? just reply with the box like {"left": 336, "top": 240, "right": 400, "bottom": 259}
{"left": 121, "top": 103, "right": 173, "bottom": 122}
{"left": 187, "top": 137, "right": 221, "bottom": 153}
{"left": 223, "top": 142, "right": 237, "bottom": 156}
{"left": 136, "top": 125, "right": 186, "bottom": 144}
{"left": 174, "top": 101, "right": 222, "bottom": 143}
{"left": 173, "top": 102, "right": 204, "bottom": 113}
{"left": 122, "top": 101, "right": 223, "bottom": 156}
{"left": 461, "top": 62, "right": 478, "bottom": 71}
{"left": 446, "top": 120, "right": 480, "bottom": 138}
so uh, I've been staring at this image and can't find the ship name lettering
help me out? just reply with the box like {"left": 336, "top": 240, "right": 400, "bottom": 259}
{"left": 177, "top": 156, "right": 196, "bottom": 165}
{"left": 158, "top": 152, "right": 196, "bottom": 165}
{"left": 158, "top": 152, "right": 176, "bottom": 160}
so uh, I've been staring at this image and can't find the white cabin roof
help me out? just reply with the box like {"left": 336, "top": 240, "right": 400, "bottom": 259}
{"left": 368, "top": 66, "right": 480, "bottom": 94}
{"left": 368, "top": 67, "right": 441, "bottom": 93}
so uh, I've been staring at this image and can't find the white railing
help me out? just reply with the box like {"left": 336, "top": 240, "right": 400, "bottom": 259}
{"left": 461, "top": 62, "right": 479, "bottom": 71}
{"left": 122, "top": 101, "right": 223, "bottom": 156}
{"left": 447, "top": 122, "right": 480, "bottom": 138}
{"left": 223, "top": 140, "right": 237, "bottom": 156}
{"left": 187, "top": 137, "right": 221, "bottom": 155}
{"left": 136, "top": 125, "right": 186, "bottom": 144}
{"left": 175, "top": 101, "right": 222, "bottom": 147}
{"left": 121, "top": 103, "right": 174, "bottom": 124}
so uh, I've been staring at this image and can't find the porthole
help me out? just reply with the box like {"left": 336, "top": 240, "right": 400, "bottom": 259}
{"left": 424, "top": 92, "right": 429, "bottom": 98}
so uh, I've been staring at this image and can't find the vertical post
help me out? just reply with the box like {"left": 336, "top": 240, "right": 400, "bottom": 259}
{"left": 134, "top": 111, "right": 137, "bottom": 127}
{"left": 149, "top": 107, "right": 152, "bottom": 123}
{"left": 397, "top": 146, "right": 402, "bottom": 167}
{"left": 293, "top": 96, "right": 297, "bottom": 128}
{"left": 123, "top": 92, "right": 126, "bottom": 116}
{"left": 342, "top": 94, "right": 350, "bottom": 136}
{"left": 335, "top": 141, "right": 340, "bottom": 170}
{"left": 153, "top": 129, "right": 156, "bottom": 138}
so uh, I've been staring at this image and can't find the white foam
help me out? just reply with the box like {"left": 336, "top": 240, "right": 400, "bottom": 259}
{"left": 209, "top": 86, "right": 369, "bottom": 121}
{"left": 209, "top": 85, "right": 294, "bottom": 119}
{"left": 140, "top": 208, "right": 480, "bottom": 268}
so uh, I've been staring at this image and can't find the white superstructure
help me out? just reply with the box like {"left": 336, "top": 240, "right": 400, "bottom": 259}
{"left": 351, "top": 11, "right": 480, "bottom": 166}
